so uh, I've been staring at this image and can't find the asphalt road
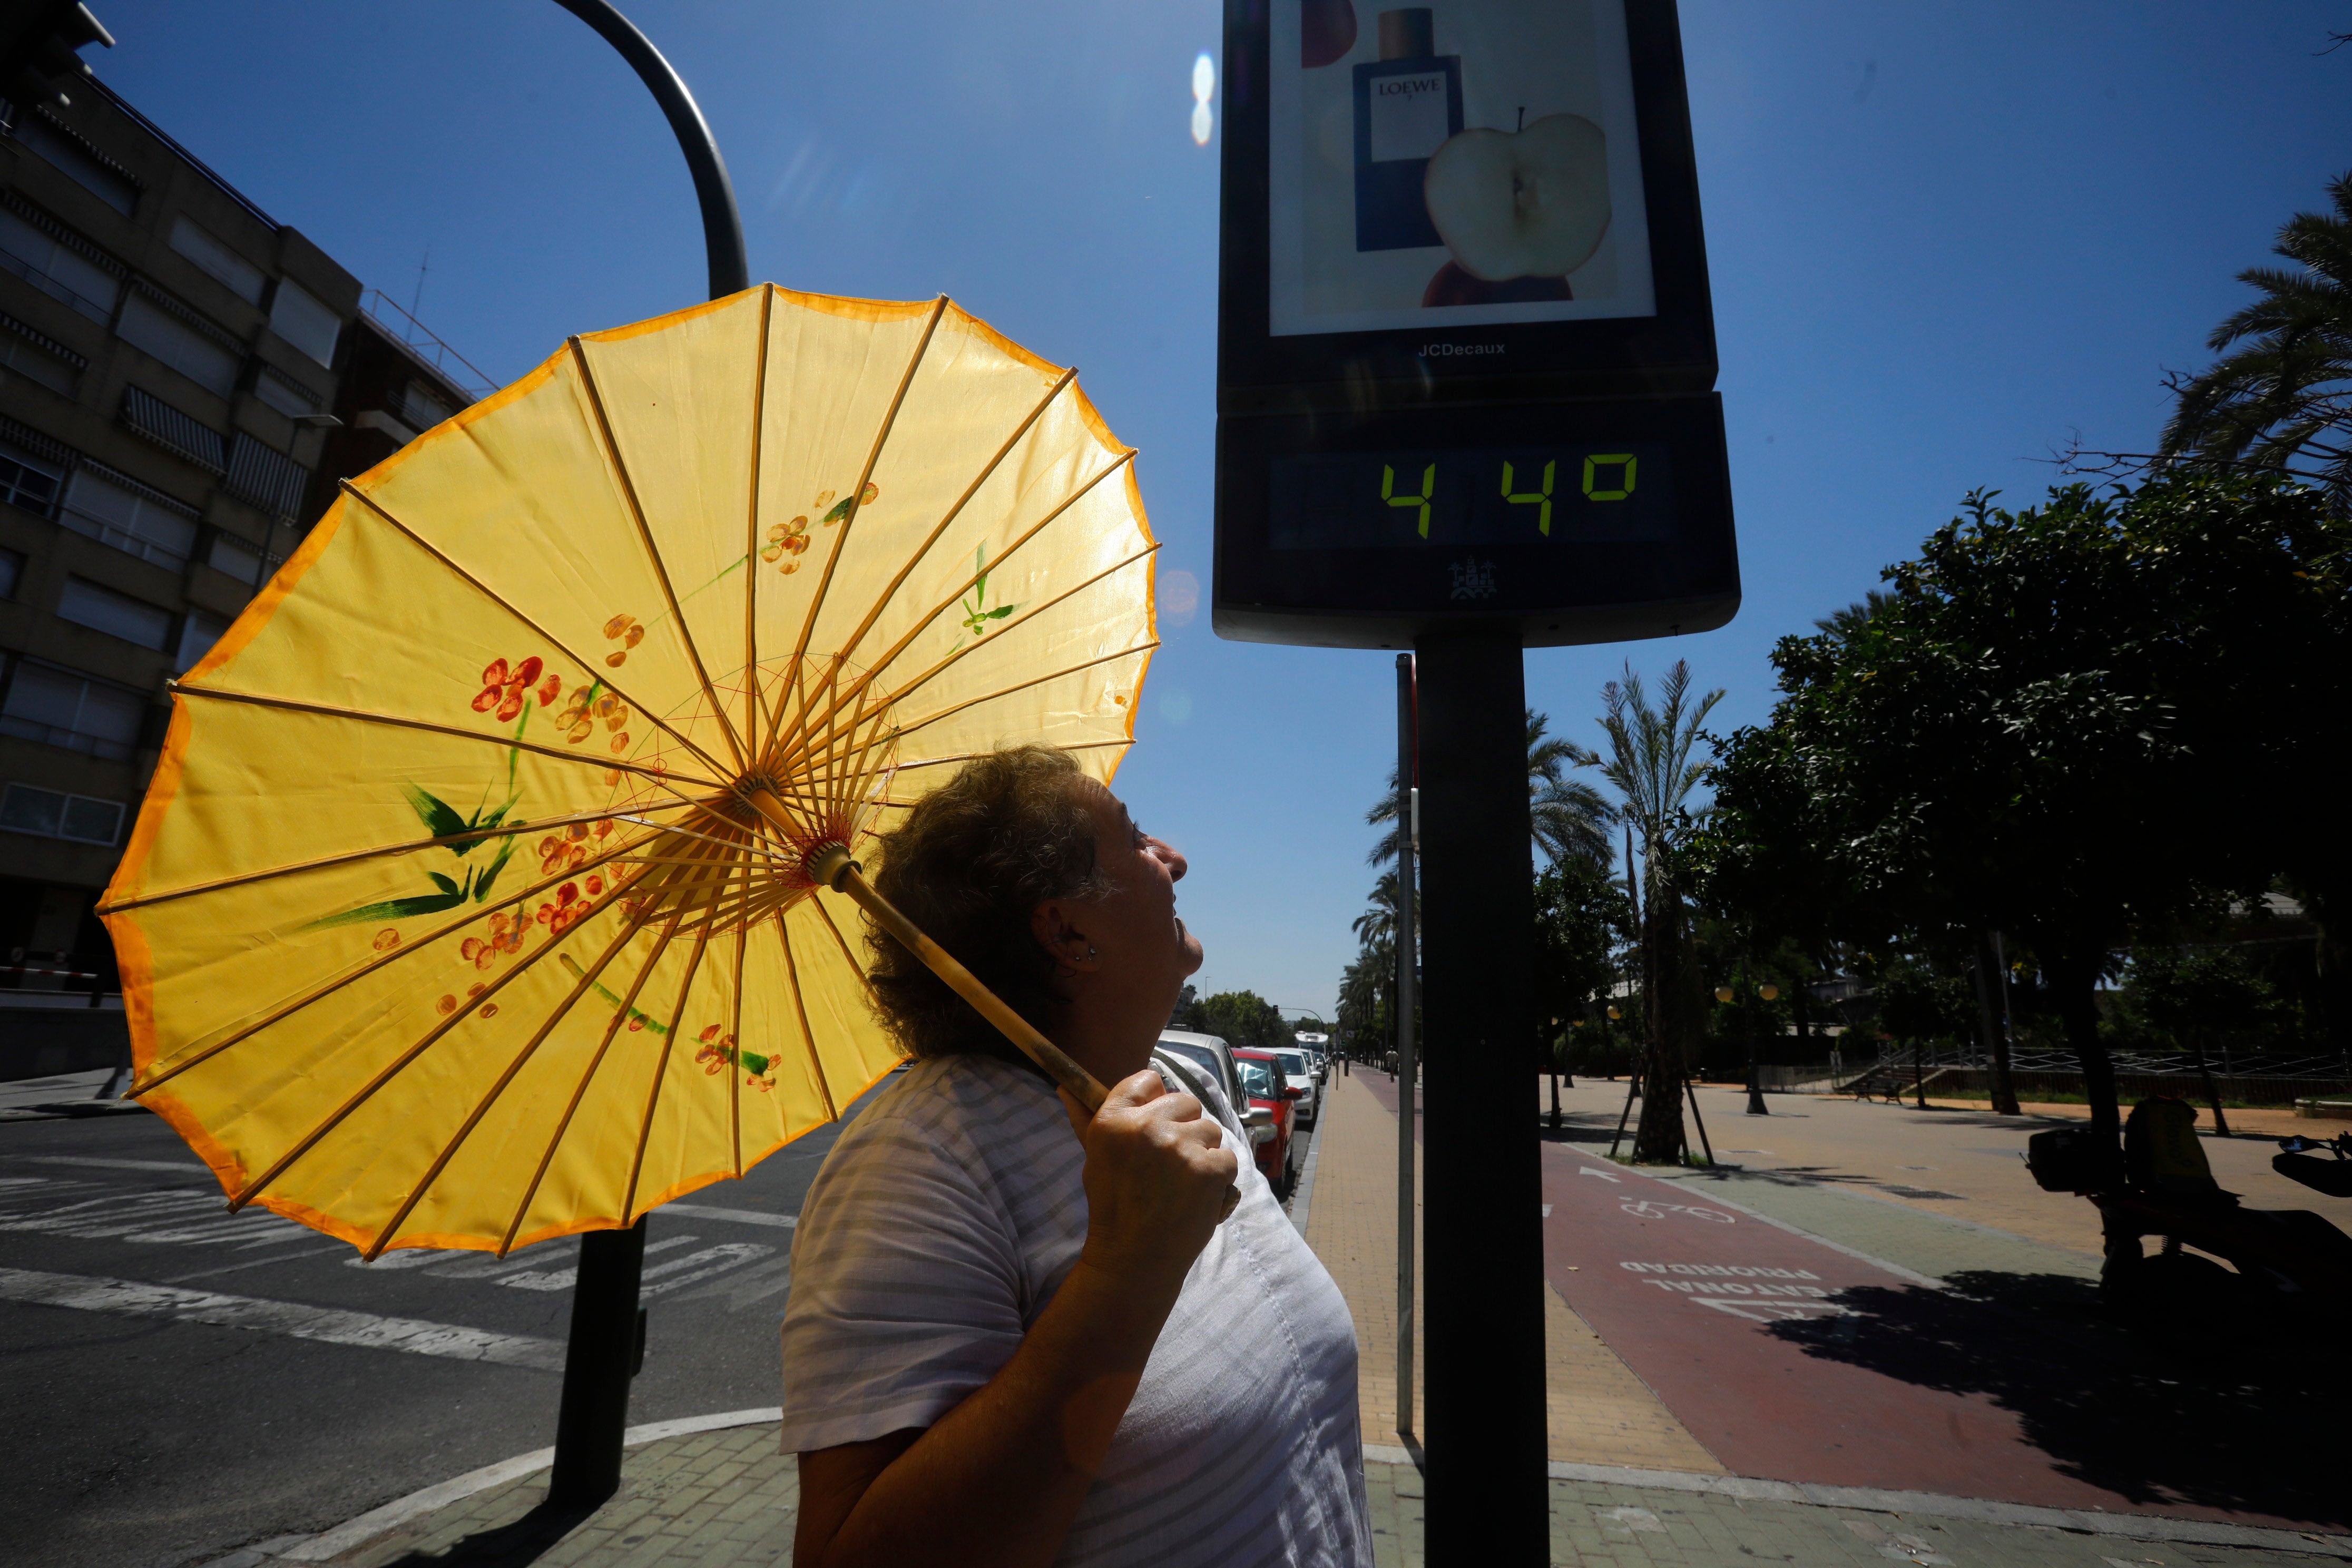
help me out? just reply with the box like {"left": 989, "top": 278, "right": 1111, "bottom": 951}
{"left": 1, "top": 1064, "right": 1319, "bottom": 1568}
{"left": 0, "top": 1078, "right": 883, "bottom": 1568}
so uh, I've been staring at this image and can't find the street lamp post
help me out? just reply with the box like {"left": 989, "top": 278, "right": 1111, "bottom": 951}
{"left": 1715, "top": 964, "right": 1778, "bottom": 1118}
{"left": 542, "top": 0, "right": 745, "bottom": 1512}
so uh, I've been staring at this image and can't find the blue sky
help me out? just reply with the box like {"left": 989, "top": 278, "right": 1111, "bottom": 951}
{"left": 93, "top": 1, "right": 2352, "bottom": 1022}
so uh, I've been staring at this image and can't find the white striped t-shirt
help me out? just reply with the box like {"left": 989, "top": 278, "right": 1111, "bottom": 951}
{"left": 778, "top": 1051, "right": 1374, "bottom": 1567}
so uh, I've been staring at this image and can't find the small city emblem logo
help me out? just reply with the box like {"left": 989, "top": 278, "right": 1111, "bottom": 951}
{"left": 1448, "top": 557, "right": 1498, "bottom": 600}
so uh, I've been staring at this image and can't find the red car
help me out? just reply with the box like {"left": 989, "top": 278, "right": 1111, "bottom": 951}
{"left": 1231, "top": 1047, "right": 1305, "bottom": 1199}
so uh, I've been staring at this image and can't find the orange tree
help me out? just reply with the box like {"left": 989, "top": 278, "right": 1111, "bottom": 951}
{"left": 1704, "top": 476, "right": 2347, "bottom": 1151}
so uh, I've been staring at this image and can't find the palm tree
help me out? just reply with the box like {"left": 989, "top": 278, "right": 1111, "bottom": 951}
{"left": 1337, "top": 943, "right": 1392, "bottom": 1059}
{"left": 1812, "top": 589, "right": 1895, "bottom": 641}
{"left": 1594, "top": 661, "right": 1725, "bottom": 1164}
{"left": 2158, "top": 170, "right": 2352, "bottom": 508}
{"left": 1367, "top": 708, "right": 1612, "bottom": 871}
{"left": 1352, "top": 870, "right": 1411, "bottom": 950}
{"left": 1532, "top": 772, "right": 1613, "bottom": 870}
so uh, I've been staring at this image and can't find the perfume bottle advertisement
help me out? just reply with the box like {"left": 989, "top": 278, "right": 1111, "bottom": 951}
{"left": 1267, "top": 0, "right": 1657, "bottom": 338}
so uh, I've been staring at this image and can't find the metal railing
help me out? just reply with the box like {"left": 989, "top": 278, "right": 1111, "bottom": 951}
{"left": 1866, "top": 1040, "right": 2351, "bottom": 1081}
{"left": 358, "top": 290, "right": 495, "bottom": 403}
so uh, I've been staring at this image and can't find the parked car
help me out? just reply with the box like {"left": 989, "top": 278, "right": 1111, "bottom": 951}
{"left": 1272, "top": 1047, "right": 1321, "bottom": 1126}
{"left": 1231, "top": 1047, "right": 1304, "bottom": 1198}
{"left": 1156, "top": 1029, "right": 1244, "bottom": 1113}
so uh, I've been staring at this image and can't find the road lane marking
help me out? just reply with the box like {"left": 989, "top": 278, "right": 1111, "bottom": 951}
{"left": 640, "top": 1243, "right": 776, "bottom": 1297}
{"left": 1578, "top": 1167, "right": 1622, "bottom": 1182}
{"left": 0, "top": 1190, "right": 224, "bottom": 1238}
{"left": 1628, "top": 1179, "right": 1946, "bottom": 1288}
{"left": 0, "top": 1267, "right": 564, "bottom": 1369}
{"left": 166, "top": 1243, "right": 355, "bottom": 1283}
{"left": 660, "top": 1202, "right": 797, "bottom": 1229}
{"left": 12, "top": 1156, "right": 211, "bottom": 1175}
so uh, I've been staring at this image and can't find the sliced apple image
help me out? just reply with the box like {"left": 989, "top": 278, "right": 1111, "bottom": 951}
{"left": 1301, "top": 0, "right": 1357, "bottom": 67}
{"left": 1422, "top": 113, "right": 1611, "bottom": 282}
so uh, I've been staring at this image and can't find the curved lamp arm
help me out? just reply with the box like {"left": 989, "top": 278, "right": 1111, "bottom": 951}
{"left": 552, "top": 0, "right": 749, "bottom": 301}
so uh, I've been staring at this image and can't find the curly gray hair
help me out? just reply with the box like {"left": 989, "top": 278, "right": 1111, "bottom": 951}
{"left": 862, "top": 746, "right": 1118, "bottom": 1063}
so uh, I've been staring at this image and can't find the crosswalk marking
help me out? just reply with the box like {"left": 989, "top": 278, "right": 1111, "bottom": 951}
{"left": 0, "top": 1267, "right": 565, "bottom": 1370}
{"left": 14, "top": 1156, "right": 211, "bottom": 1176}
{"left": 660, "top": 1202, "right": 797, "bottom": 1229}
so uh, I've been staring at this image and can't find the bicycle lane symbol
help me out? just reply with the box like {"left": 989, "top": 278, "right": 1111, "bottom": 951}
{"left": 1618, "top": 1199, "right": 1736, "bottom": 1223}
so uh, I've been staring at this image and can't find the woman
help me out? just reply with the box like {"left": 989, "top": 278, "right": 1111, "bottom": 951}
{"left": 780, "top": 747, "right": 1372, "bottom": 1567}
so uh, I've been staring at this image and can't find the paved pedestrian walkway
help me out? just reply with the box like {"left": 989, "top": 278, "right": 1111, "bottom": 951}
{"left": 215, "top": 1408, "right": 2348, "bottom": 1567}
{"left": 207, "top": 1068, "right": 2352, "bottom": 1566}
{"left": 1312, "top": 1069, "right": 1724, "bottom": 1474}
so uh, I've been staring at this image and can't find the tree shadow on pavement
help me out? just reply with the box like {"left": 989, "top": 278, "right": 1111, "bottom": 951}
{"left": 1769, "top": 1269, "right": 2351, "bottom": 1530}
{"left": 365, "top": 1499, "right": 599, "bottom": 1567}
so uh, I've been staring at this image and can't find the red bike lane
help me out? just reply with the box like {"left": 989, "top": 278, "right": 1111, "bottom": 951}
{"left": 1350, "top": 1074, "right": 2335, "bottom": 1529}
{"left": 1537, "top": 1142, "right": 2093, "bottom": 1504}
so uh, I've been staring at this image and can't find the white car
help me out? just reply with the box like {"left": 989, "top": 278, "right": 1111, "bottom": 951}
{"left": 1271, "top": 1047, "right": 1320, "bottom": 1126}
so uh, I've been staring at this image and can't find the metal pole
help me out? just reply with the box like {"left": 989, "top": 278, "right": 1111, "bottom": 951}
{"left": 549, "top": 1217, "right": 648, "bottom": 1507}
{"left": 552, "top": 0, "right": 749, "bottom": 299}
{"left": 1392, "top": 653, "right": 1417, "bottom": 1442}
{"left": 1416, "top": 635, "right": 1548, "bottom": 1560}
{"left": 540, "top": 1, "right": 747, "bottom": 1509}
{"left": 1743, "top": 957, "right": 1768, "bottom": 1116}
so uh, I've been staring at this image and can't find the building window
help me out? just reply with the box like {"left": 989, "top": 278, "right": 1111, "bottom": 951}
{"left": 0, "top": 782, "right": 125, "bottom": 846}
{"left": 1, "top": 438, "right": 65, "bottom": 517}
{"left": 168, "top": 214, "right": 267, "bottom": 306}
{"left": 208, "top": 531, "right": 263, "bottom": 586}
{"left": 57, "top": 575, "right": 173, "bottom": 650}
{"left": 253, "top": 365, "right": 322, "bottom": 417}
{"left": 269, "top": 279, "right": 341, "bottom": 368}
{"left": 58, "top": 466, "right": 199, "bottom": 570}
{"left": 120, "top": 385, "right": 227, "bottom": 474}
{"left": 0, "top": 546, "right": 22, "bottom": 598}
{"left": 401, "top": 383, "right": 456, "bottom": 429}
{"left": 0, "top": 659, "right": 148, "bottom": 760}
{"left": 13, "top": 112, "right": 142, "bottom": 215}
{"left": 0, "top": 204, "right": 121, "bottom": 324}
{"left": 0, "top": 311, "right": 85, "bottom": 396}
{"left": 117, "top": 290, "right": 242, "bottom": 399}
{"left": 175, "top": 610, "right": 228, "bottom": 673}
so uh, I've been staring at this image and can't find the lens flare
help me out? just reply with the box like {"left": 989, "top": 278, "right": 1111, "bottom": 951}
{"left": 1191, "top": 52, "right": 1215, "bottom": 146}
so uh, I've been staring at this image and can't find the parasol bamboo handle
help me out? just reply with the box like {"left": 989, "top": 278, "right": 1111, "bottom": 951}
{"left": 804, "top": 841, "right": 1241, "bottom": 1221}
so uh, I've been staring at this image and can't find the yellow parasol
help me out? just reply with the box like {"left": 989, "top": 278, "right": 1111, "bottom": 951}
{"left": 99, "top": 287, "right": 1157, "bottom": 1259}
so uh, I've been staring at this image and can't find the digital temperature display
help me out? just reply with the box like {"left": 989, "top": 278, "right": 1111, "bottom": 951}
{"left": 1213, "top": 393, "right": 1735, "bottom": 649}
{"left": 1268, "top": 442, "right": 1673, "bottom": 551}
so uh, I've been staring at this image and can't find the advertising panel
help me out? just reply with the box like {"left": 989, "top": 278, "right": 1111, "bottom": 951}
{"left": 1267, "top": 0, "right": 1655, "bottom": 338}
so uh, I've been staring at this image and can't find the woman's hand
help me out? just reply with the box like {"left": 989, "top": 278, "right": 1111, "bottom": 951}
{"left": 1062, "top": 1071, "right": 1238, "bottom": 1300}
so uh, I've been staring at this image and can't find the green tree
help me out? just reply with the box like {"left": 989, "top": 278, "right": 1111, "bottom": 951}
{"left": 1533, "top": 858, "right": 1631, "bottom": 1124}
{"left": 1708, "top": 477, "right": 2348, "bottom": 1145}
{"left": 1170, "top": 988, "right": 1296, "bottom": 1054}
{"left": 2159, "top": 171, "right": 2352, "bottom": 509}
{"left": 1595, "top": 661, "right": 1724, "bottom": 1163}
{"left": 1871, "top": 956, "right": 1975, "bottom": 1109}
{"left": 2118, "top": 947, "right": 2284, "bottom": 1134}
{"left": 1336, "top": 947, "right": 1391, "bottom": 1059}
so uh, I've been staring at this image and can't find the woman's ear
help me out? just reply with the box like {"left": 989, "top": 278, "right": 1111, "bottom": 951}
{"left": 1030, "top": 899, "right": 1099, "bottom": 973}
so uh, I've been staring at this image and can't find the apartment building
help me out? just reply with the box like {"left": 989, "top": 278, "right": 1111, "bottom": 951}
{"left": 0, "top": 76, "right": 484, "bottom": 994}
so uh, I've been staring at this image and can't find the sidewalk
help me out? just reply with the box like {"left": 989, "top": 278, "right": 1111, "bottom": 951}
{"left": 201, "top": 1069, "right": 2352, "bottom": 1566}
